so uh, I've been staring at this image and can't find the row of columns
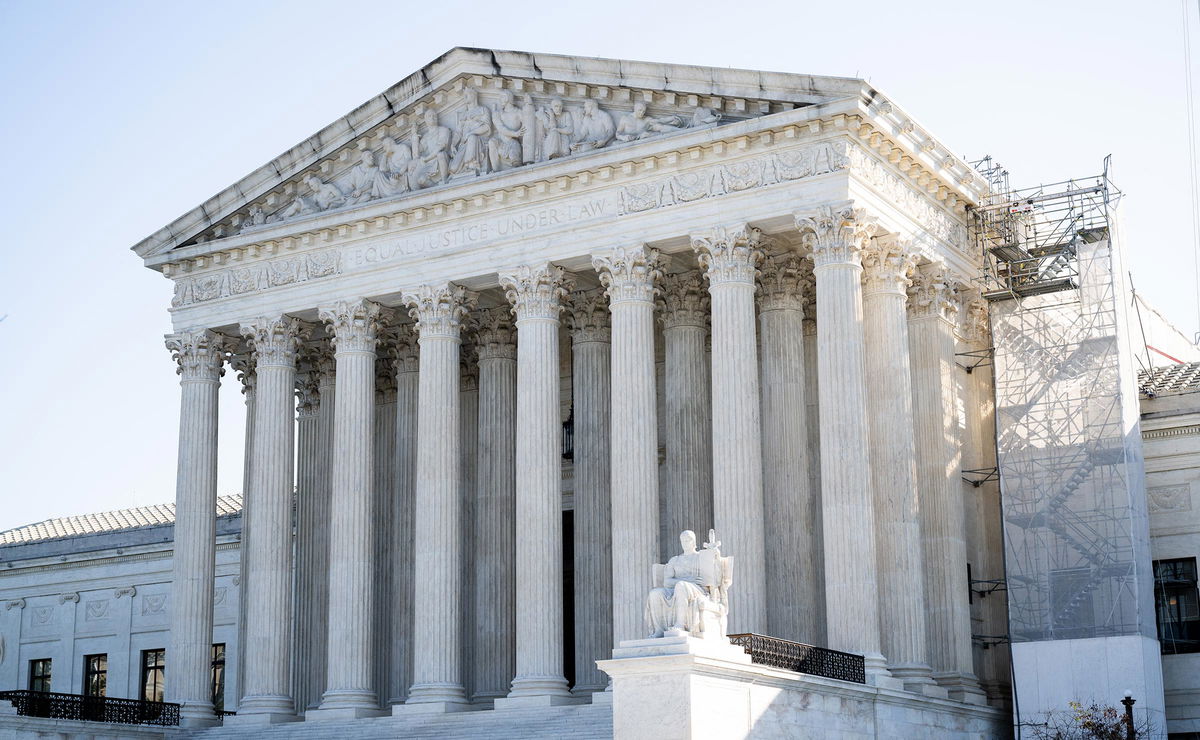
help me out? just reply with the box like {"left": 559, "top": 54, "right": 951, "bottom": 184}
{"left": 165, "top": 205, "right": 986, "bottom": 725}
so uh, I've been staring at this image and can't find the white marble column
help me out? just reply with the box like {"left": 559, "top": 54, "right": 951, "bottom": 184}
{"left": 658, "top": 271, "right": 713, "bottom": 555}
{"left": 229, "top": 350, "right": 256, "bottom": 709}
{"left": 402, "top": 283, "right": 476, "bottom": 711}
{"left": 908, "top": 263, "right": 985, "bottom": 703}
{"left": 496, "top": 264, "right": 573, "bottom": 706}
{"left": 315, "top": 299, "right": 388, "bottom": 717}
{"left": 860, "top": 237, "right": 935, "bottom": 689}
{"left": 165, "top": 329, "right": 230, "bottom": 727}
{"left": 691, "top": 224, "right": 767, "bottom": 635}
{"left": 304, "top": 349, "right": 336, "bottom": 708}
{"left": 389, "top": 325, "right": 419, "bottom": 705}
{"left": 757, "top": 253, "right": 818, "bottom": 644}
{"left": 291, "top": 358, "right": 322, "bottom": 713}
{"left": 795, "top": 204, "right": 886, "bottom": 674}
{"left": 800, "top": 270, "right": 826, "bottom": 646}
{"left": 472, "top": 308, "right": 517, "bottom": 703}
{"left": 236, "top": 316, "right": 307, "bottom": 722}
{"left": 566, "top": 289, "right": 613, "bottom": 695}
{"left": 458, "top": 349, "right": 479, "bottom": 703}
{"left": 372, "top": 356, "right": 397, "bottom": 709}
{"left": 592, "top": 246, "right": 661, "bottom": 649}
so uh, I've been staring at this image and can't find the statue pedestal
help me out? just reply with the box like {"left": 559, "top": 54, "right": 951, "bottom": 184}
{"left": 596, "top": 634, "right": 1008, "bottom": 740}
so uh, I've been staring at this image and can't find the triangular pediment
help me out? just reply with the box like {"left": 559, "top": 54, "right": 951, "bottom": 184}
{"left": 132, "top": 48, "right": 868, "bottom": 260}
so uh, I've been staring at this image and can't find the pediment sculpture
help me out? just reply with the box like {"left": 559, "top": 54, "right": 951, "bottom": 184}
{"left": 645, "top": 529, "right": 733, "bottom": 640}
{"left": 237, "top": 87, "right": 724, "bottom": 236}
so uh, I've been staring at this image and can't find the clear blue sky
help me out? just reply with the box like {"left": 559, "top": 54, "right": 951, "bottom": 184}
{"left": 0, "top": 0, "right": 1195, "bottom": 531}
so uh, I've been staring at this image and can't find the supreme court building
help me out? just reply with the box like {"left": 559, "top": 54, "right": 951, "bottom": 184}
{"left": 6, "top": 48, "right": 1186, "bottom": 738}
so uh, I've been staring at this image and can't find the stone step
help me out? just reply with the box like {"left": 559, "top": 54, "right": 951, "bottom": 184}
{"left": 182, "top": 703, "right": 613, "bottom": 740}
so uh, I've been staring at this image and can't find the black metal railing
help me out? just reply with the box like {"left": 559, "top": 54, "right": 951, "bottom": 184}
{"left": 728, "top": 633, "right": 866, "bottom": 684}
{"left": 0, "top": 690, "right": 180, "bottom": 726}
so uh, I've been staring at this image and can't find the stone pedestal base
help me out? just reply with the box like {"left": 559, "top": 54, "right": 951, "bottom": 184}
{"left": 597, "top": 634, "right": 1008, "bottom": 740}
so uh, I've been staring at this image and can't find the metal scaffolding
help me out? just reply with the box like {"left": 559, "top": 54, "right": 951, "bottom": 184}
{"left": 973, "top": 158, "right": 1155, "bottom": 643}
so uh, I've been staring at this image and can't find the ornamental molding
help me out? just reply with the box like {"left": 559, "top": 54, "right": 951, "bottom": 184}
{"left": 239, "top": 316, "right": 310, "bottom": 367}
{"left": 165, "top": 329, "right": 233, "bottom": 381}
{"left": 566, "top": 288, "right": 611, "bottom": 343}
{"left": 691, "top": 223, "right": 766, "bottom": 286}
{"left": 58, "top": 592, "right": 79, "bottom": 605}
{"left": 113, "top": 586, "right": 137, "bottom": 599}
{"left": 499, "top": 263, "right": 574, "bottom": 322}
{"left": 757, "top": 253, "right": 808, "bottom": 312}
{"left": 845, "top": 144, "right": 969, "bottom": 249}
{"left": 4, "top": 599, "right": 24, "bottom": 611}
{"left": 658, "top": 270, "right": 710, "bottom": 327}
{"left": 593, "top": 245, "right": 662, "bottom": 305}
{"left": 403, "top": 283, "right": 477, "bottom": 339}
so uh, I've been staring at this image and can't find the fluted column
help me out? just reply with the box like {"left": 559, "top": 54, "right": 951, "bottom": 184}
{"left": 800, "top": 270, "right": 826, "bottom": 646}
{"left": 908, "top": 264, "right": 985, "bottom": 702}
{"left": 165, "top": 329, "right": 230, "bottom": 726}
{"left": 389, "top": 326, "right": 419, "bottom": 705}
{"left": 757, "top": 253, "right": 818, "bottom": 643}
{"left": 315, "top": 299, "right": 388, "bottom": 716}
{"left": 229, "top": 351, "right": 256, "bottom": 709}
{"left": 795, "top": 203, "right": 886, "bottom": 674}
{"left": 303, "top": 349, "right": 336, "bottom": 708}
{"left": 472, "top": 309, "right": 517, "bottom": 702}
{"left": 658, "top": 271, "right": 713, "bottom": 555}
{"left": 372, "top": 356, "right": 397, "bottom": 709}
{"left": 458, "top": 348, "right": 479, "bottom": 703}
{"left": 236, "top": 316, "right": 307, "bottom": 722}
{"left": 496, "top": 263, "right": 573, "bottom": 705}
{"left": 592, "top": 246, "right": 661, "bottom": 648}
{"left": 566, "top": 289, "right": 612, "bottom": 695}
{"left": 861, "top": 237, "right": 934, "bottom": 688}
{"left": 291, "top": 358, "right": 322, "bottom": 713}
{"left": 403, "top": 284, "right": 476, "bottom": 710}
{"left": 691, "top": 224, "right": 767, "bottom": 634}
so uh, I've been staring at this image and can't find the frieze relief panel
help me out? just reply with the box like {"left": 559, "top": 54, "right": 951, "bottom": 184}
{"left": 1148, "top": 483, "right": 1193, "bottom": 514}
{"left": 193, "top": 79, "right": 753, "bottom": 245}
{"left": 845, "top": 143, "right": 969, "bottom": 249}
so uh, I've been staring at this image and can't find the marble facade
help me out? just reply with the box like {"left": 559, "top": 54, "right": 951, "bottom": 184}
{"left": 129, "top": 48, "right": 1008, "bottom": 731}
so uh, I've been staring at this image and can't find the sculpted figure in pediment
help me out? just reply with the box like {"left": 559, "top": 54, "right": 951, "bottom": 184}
{"left": 520, "top": 95, "right": 541, "bottom": 164}
{"left": 537, "top": 97, "right": 574, "bottom": 162}
{"left": 376, "top": 136, "right": 413, "bottom": 196}
{"left": 342, "top": 149, "right": 382, "bottom": 204}
{"left": 278, "top": 174, "right": 346, "bottom": 220}
{"left": 489, "top": 89, "right": 525, "bottom": 172}
{"left": 451, "top": 87, "right": 493, "bottom": 178}
{"left": 239, "top": 205, "right": 268, "bottom": 234}
{"left": 616, "top": 100, "right": 684, "bottom": 142}
{"left": 571, "top": 98, "right": 615, "bottom": 152}
{"left": 410, "top": 108, "right": 451, "bottom": 188}
{"left": 690, "top": 106, "right": 722, "bottom": 127}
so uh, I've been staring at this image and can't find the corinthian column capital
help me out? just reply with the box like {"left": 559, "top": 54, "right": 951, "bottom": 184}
{"left": 957, "top": 289, "right": 990, "bottom": 345}
{"left": 165, "top": 329, "right": 232, "bottom": 382}
{"left": 907, "top": 262, "right": 963, "bottom": 322}
{"left": 795, "top": 201, "right": 878, "bottom": 268}
{"left": 318, "top": 299, "right": 390, "bottom": 354}
{"left": 499, "top": 263, "right": 574, "bottom": 322}
{"left": 757, "top": 253, "right": 808, "bottom": 312}
{"left": 861, "top": 236, "right": 919, "bottom": 297}
{"left": 565, "top": 288, "right": 611, "bottom": 344}
{"left": 690, "top": 223, "right": 765, "bottom": 285}
{"left": 591, "top": 245, "right": 662, "bottom": 305}
{"left": 402, "top": 283, "right": 477, "bottom": 340}
{"left": 657, "top": 270, "right": 709, "bottom": 328}
{"left": 229, "top": 348, "right": 256, "bottom": 394}
{"left": 296, "top": 370, "right": 320, "bottom": 418}
{"left": 239, "top": 316, "right": 309, "bottom": 368}
{"left": 390, "top": 323, "right": 421, "bottom": 372}
{"left": 475, "top": 307, "right": 517, "bottom": 360}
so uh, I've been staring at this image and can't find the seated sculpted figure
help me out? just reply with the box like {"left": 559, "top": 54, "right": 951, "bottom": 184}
{"left": 645, "top": 529, "right": 732, "bottom": 639}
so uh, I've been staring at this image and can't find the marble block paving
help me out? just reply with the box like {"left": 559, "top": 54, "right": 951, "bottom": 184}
{"left": 178, "top": 703, "right": 613, "bottom": 740}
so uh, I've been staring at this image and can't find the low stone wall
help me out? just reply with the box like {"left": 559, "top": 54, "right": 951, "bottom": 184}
{"left": 0, "top": 701, "right": 170, "bottom": 739}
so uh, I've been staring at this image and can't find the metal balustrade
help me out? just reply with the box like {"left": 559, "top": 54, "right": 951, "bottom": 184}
{"left": 0, "top": 690, "right": 180, "bottom": 726}
{"left": 727, "top": 633, "right": 867, "bottom": 684}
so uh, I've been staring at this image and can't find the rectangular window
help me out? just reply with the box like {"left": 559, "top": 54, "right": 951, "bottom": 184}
{"left": 29, "top": 659, "right": 51, "bottom": 693}
{"left": 1155, "top": 557, "right": 1200, "bottom": 654}
{"left": 141, "top": 649, "right": 165, "bottom": 702}
{"left": 83, "top": 654, "right": 107, "bottom": 697}
{"left": 210, "top": 644, "right": 225, "bottom": 714}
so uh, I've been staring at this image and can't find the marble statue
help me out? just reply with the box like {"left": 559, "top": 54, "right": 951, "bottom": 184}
{"left": 537, "top": 97, "right": 574, "bottom": 161}
{"left": 341, "top": 149, "right": 382, "bottom": 204}
{"left": 410, "top": 108, "right": 452, "bottom": 188}
{"left": 690, "top": 106, "right": 722, "bottom": 127}
{"left": 377, "top": 136, "right": 413, "bottom": 196}
{"left": 616, "top": 100, "right": 684, "bottom": 142}
{"left": 520, "top": 94, "right": 540, "bottom": 164}
{"left": 489, "top": 89, "right": 525, "bottom": 171}
{"left": 571, "top": 98, "right": 615, "bottom": 152}
{"left": 645, "top": 529, "right": 732, "bottom": 639}
{"left": 451, "top": 88, "right": 493, "bottom": 178}
{"left": 279, "top": 174, "right": 346, "bottom": 220}
{"left": 239, "top": 205, "right": 268, "bottom": 233}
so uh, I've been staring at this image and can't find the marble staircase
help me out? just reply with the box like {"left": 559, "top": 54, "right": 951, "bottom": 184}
{"left": 180, "top": 702, "right": 613, "bottom": 740}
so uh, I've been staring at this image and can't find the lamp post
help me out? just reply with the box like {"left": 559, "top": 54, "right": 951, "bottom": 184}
{"left": 1120, "top": 691, "right": 1136, "bottom": 740}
